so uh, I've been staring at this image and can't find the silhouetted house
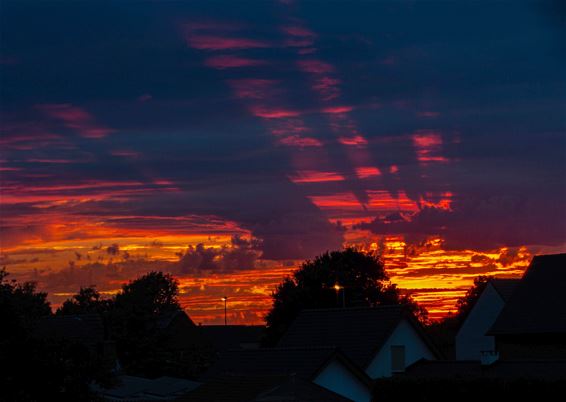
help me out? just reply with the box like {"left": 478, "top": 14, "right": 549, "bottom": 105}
{"left": 199, "top": 325, "right": 264, "bottom": 352}
{"left": 92, "top": 375, "right": 201, "bottom": 401}
{"left": 149, "top": 310, "right": 213, "bottom": 377}
{"left": 33, "top": 313, "right": 116, "bottom": 370}
{"left": 154, "top": 310, "right": 205, "bottom": 352}
{"left": 251, "top": 377, "right": 355, "bottom": 401}
{"left": 488, "top": 253, "right": 566, "bottom": 360}
{"left": 455, "top": 278, "right": 519, "bottom": 360}
{"left": 186, "top": 347, "right": 373, "bottom": 402}
{"left": 278, "top": 306, "right": 439, "bottom": 378}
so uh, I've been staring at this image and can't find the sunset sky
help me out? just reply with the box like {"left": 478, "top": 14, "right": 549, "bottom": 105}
{"left": 1, "top": 0, "right": 565, "bottom": 324}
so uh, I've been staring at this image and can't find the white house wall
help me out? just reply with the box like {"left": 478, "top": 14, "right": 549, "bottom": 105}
{"left": 366, "top": 318, "right": 435, "bottom": 378}
{"left": 314, "top": 359, "right": 372, "bottom": 402}
{"left": 455, "top": 283, "right": 505, "bottom": 360}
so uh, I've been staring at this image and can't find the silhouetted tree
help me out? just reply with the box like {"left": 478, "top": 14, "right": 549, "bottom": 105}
{"left": 0, "top": 268, "right": 51, "bottom": 341}
{"left": 57, "top": 285, "right": 113, "bottom": 316}
{"left": 0, "top": 269, "right": 100, "bottom": 401}
{"left": 455, "top": 275, "right": 492, "bottom": 322}
{"left": 264, "top": 249, "right": 427, "bottom": 345}
{"left": 108, "top": 271, "right": 183, "bottom": 376}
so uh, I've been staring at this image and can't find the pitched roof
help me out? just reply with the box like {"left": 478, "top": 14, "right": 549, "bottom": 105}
{"left": 201, "top": 347, "right": 340, "bottom": 380}
{"left": 180, "top": 375, "right": 288, "bottom": 402}
{"left": 190, "top": 347, "right": 368, "bottom": 402}
{"left": 253, "top": 377, "right": 353, "bottom": 401}
{"left": 93, "top": 375, "right": 201, "bottom": 400}
{"left": 278, "top": 306, "right": 433, "bottom": 368}
{"left": 403, "top": 360, "right": 484, "bottom": 379}
{"left": 404, "top": 359, "right": 566, "bottom": 381}
{"left": 489, "top": 253, "right": 566, "bottom": 335}
{"left": 34, "top": 313, "right": 105, "bottom": 346}
{"left": 155, "top": 310, "right": 196, "bottom": 330}
{"left": 199, "top": 325, "right": 264, "bottom": 352}
{"left": 489, "top": 278, "right": 519, "bottom": 302}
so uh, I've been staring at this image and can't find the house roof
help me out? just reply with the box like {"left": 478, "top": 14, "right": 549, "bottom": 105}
{"left": 403, "top": 359, "right": 566, "bottom": 381}
{"left": 488, "top": 253, "right": 566, "bottom": 335}
{"left": 199, "top": 325, "right": 264, "bottom": 352}
{"left": 34, "top": 313, "right": 105, "bottom": 346}
{"left": 183, "top": 375, "right": 354, "bottom": 402}
{"left": 402, "top": 360, "right": 484, "bottom": 379}
{"left": 179, "top": 375, "right": 289, "bottom": 402}
{"left": 252, "top": 377, "right": 354, "bottom": 401}
{"left": 93, "top": 375, "right": 201, "bottom": 400}
{"left": 278, "top": 306, "right": 436, "bottom": 368}
{"left": 188, "top": 347, "right": 368, "bottom": 402}
{"left": 155, "top": 310, "right": 196, "bottom": 330}
{"left": 489, "top": 278, "right": 519, "bottom": 302}
{"left": 201, "top": 347, "right": 342, "bottom": 380}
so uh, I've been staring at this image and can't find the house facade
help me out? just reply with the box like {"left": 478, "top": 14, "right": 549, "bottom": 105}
{"left": 365, "top": 316, "right": 436, "bottom": 377}
{"left": 455, "top": 279, "right": 518, "bottom": 360}
{"left": 278, "top": 306, "right": 439, "bottom": 379}
{"left": 488, "top": 253, "right": 566, "bottom": 360}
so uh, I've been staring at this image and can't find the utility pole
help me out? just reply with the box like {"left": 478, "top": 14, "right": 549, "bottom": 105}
{"left": 221, "top": 296, "right": 228, "bottom": 325}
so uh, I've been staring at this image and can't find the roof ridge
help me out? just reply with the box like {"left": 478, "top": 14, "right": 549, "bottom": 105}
{"left": 489, "top": 278, "right": 520, "bottom": 283}
{"left": 301, "top": 305, "right": 403, "bottom": 313}
{"left": 226, "top": 346, "right": 337, "bottom": 352}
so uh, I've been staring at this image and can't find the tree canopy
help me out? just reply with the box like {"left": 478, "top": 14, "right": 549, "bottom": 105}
{"left": 0, "top": 268, "right": 100, "bottom": 401}
{"left": 455, "top": 275, "right": 492, "bottom": 322}
{"left": 108, "top": 271, "right": 184, "bottom": 376}
{"left": 57, "top": 286, "right": 113, "bottom": 316}
{"left": 263, "top": 248, "right": 427, "bottom": 345}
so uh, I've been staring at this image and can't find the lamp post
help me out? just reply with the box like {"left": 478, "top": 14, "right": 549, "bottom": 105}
{"left": 334, "top": 283, "right": 345, "bottom": 308}
{"left": 221, "top": 296, "right": 229, "bottom": 325}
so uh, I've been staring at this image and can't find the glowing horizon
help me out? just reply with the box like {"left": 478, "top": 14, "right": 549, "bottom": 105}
{"left": 1, "top": 1, "right": 564, "bottom": 325}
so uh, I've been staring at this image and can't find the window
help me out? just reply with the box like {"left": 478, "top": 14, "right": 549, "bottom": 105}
{"left": 391, "top": 345, "right": 406, "bottom": 372}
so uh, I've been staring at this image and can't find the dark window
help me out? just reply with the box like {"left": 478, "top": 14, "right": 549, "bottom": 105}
{"left": 391, "top": 345, "right": 406, "bottom": 372}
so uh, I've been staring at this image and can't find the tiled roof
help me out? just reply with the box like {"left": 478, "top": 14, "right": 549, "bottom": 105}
{"left": 404, "top": 359, "right": 566, "bottom": 381}
{"left": 93, "top": 375, "right": 200, "bottom": 400}
{"left": 253, "top": 377, "right": 353, "bottom": 401}
{"left": 489, "top": 253, "right": 566, "bottom": 335}
{"left": 278, "top": 306, "right": 425, "bottom": 368}
{"left": 185, "top": 347, "right": 364, "bottom": 402}
{"left": 199, "top": 325, "right": 264, "bottom": 352}
{"left": 489, "top": 278, "right": 519, "bottom": 302}
{"left": 179, "top": 375, "right": 288, "bottom": 402}
{"left": 201, "top": 347, "right": 339, "bottom": 380}
{"left": 155, "top": 310, "right": 196, "bottom": 330}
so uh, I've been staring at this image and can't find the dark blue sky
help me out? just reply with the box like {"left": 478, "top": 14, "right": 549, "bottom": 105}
{"left": 1, "top": 0, "right": 565, "bottom": 260}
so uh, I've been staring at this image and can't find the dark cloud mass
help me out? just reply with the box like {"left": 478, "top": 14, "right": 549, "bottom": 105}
{"left": 0, "top": 0, "right": 565, "bottom": 261}
{"left": 178, "top": 235, "right": 261, "bottom": 273}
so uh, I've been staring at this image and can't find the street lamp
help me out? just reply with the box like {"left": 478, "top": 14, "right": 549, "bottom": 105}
{"left": 334, "top": 283, "right": 345, "bottom": 308}
{"left": 221, "top": 296, "right": 229, "bottom": 325}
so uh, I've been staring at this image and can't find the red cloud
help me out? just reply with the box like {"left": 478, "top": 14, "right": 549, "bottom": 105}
{"left": 205, "top": 55, "right": 266, "bottom": 69}
{"left": 278, "top": 135, "right": 323, "bottom": 147}
{"left": 322, "top": 105, "right": 353, "bottom": 114}
{"left": 297, "top": 60, "right": 334, "bottom": 74}
{"left": 412, "top": 130, "right": 449, "bottom": 163}
{"left": 289, "top": 170, "right": 345, "bottom": 184}
{"left": 250, "top": 107, "right": 301, "bottom": 119}
{"left": 281, "top": 25, "right": 316, "bottom": 38}
{"left": 37, "top": 104, "right": 113, "bottom": 139}
{"left": 338, "top": 135, "right": 368, "bottom": 146}
{"left": 228, "top": 79, "right": 278, "bottom": 100}
{"left": 356, "top": 166, "right": 381, "bottom": 179}
{"left": 185, "top": 35, "right": 271, "bottom": 50}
